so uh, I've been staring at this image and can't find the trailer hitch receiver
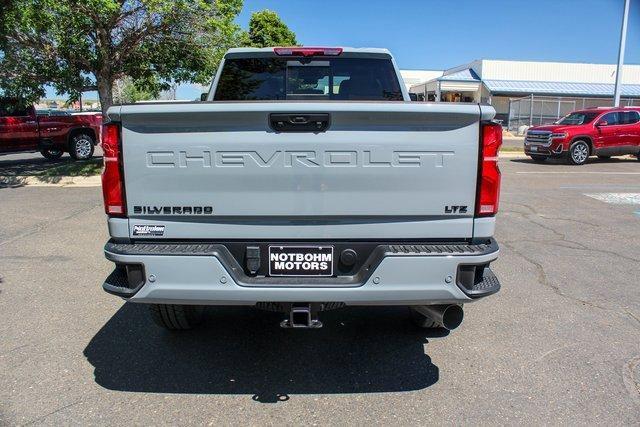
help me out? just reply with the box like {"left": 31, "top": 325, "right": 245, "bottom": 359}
{"left": 280, "top": 303, "right": 323, "bottom": 329}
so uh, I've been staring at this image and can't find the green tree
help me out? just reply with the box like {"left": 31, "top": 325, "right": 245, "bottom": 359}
{"left": 248, "top": 9, "right": 297, "bottom": 48}
{"left": 0, "top": 0, "right": 245, "bottom": 114}
{"left": 113, "top": 77, "right": 158, "bottom": 104}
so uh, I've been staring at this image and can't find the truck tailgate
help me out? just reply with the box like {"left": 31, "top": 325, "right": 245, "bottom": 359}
{"left": 112, "top": 102, "right": 490, "bottom": 239}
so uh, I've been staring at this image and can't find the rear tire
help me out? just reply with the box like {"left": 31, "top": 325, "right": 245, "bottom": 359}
{"left": 40, "top": 148, "right": 63, "bottom": 160}
{"left": 530, "top": 154, "right": 547, "bottom": 163}
{"left": 68, "top": 132, "right": 95, "bottom": 160}
{"left": 567, "top": 140, "right": 590, "bottom": 165}
{"left": 149, "top": 304, "right": 205, "bottom": 330}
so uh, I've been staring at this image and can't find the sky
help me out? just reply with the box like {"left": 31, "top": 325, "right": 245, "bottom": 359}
{"left": 47, "top": 0, "right": 639, "bottom": 101}
{"left": 238, "top": 0, "right": 639, "bottom": 68}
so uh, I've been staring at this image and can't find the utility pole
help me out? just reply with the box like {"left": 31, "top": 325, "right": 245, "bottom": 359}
{"left": 613, "top": 0, "right": 630, "bottom": 106}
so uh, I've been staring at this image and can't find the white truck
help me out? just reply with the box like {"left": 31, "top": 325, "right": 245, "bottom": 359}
{"left": 101, "top": 47, "right": 502, "bottom": 332}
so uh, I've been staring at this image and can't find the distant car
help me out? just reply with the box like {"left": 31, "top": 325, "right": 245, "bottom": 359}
{"left": 36, "top": 109, "right": 72, "bottom": 116}
{"left": 0, "top": 99, "right": 102, "bottom": 160}
{"left": 525, "top": 107, "right": 640, "bottom": 165}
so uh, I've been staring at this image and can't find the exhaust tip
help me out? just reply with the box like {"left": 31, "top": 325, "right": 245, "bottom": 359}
{"left": 442, "top": 305, "right": 464, "bottom": 330}
{"left": 411, "top": 304, "right": 465, "bottom": 330}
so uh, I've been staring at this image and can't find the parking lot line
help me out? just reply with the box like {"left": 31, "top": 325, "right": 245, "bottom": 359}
{"left": 560, "top": 185, "right": 640, "bottom": 189}
{"left": 517, "top": 171, "right": 640, "bottom": 175}
{"left": 584, "top": 193, "right": 640, "bottom": 205}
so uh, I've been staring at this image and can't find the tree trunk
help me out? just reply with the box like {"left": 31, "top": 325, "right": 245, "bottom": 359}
{"left": 97, "top": 76, "right": 114, "bottom": 116}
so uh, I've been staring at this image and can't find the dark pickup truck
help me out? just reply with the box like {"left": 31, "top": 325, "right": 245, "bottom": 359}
{"left": 0, "top": 99, "right": 101, "bottom": 160}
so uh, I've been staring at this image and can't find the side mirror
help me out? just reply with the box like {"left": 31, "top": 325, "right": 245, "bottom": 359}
{"left": 595, "top": 120, "right": 608, "bottom": 127}
{"left": 200, "top": 92, "right": 208, "bottom": 102}
{"left": 408, "top": 93, "right": 418, "bottom": 101}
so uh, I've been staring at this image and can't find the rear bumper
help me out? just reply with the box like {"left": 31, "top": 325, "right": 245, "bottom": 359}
{"left": 103, "top": 239, "right": 500, "bottom": 305}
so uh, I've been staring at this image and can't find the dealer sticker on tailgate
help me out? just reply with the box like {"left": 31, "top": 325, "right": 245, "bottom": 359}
{"left": 268, "top": 246, "right": 333, "bottom": 277}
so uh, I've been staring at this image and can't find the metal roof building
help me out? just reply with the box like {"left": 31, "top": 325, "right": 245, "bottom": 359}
{"left": 399, "top": 69, "right": 442, "bottom": 91}
{"left": 482, "top": 80, "right": 640, "bottom": 97}
{"left": 407, "top": 59, "right": 640, "bottom": 129}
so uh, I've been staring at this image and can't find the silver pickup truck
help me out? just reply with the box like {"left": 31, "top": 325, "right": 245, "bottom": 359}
{"left": 101, "top": 47, "right": 502, "bottom": 332}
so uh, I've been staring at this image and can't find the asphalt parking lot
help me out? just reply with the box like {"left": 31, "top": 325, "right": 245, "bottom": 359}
{"left": 1, "top": 154, "right": 639, "bottom": 425}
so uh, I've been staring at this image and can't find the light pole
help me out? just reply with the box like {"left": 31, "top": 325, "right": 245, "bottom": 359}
{"left": 613, "top": 0, "right": 630, "bottom": 107}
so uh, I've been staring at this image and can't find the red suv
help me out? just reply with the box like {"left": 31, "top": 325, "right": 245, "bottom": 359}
{"left": 524, "top": 107, "right": 640, "bottom": 165}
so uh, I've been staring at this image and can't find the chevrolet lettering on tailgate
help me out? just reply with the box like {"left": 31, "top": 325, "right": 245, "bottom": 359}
{"left": 146, "top": 150, "right": 455, "bottom": 168}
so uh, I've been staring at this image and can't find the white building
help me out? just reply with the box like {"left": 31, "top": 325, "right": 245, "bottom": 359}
{"left": 406, "top": 59, "right": 640, "bottom": 130}
{"left": 399, "top": 69, "right": 442, "bottom": 91}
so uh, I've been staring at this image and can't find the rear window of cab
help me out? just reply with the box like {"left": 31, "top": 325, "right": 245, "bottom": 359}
{"left": 214, "top": 57, "right": 403, "bottom": 101}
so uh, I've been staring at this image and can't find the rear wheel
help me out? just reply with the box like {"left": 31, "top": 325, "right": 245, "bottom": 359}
{"left": 40, "top": 148, "right": 63, "bottom": 160}
{"left": 149, "top": 304, "right": 205, "bottom": 330}
{"left": 69, "top": 132, "right": 95, "bottom": 160}
{"left": 567, "top": 140, "right": 590, "bottom": 165}
{"left": 529, "top": 154, "right": 547, "bottom": 163}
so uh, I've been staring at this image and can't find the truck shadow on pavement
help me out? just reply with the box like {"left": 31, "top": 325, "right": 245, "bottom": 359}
{"left": 84, "top": 303, "right": 441, "bottom": 402}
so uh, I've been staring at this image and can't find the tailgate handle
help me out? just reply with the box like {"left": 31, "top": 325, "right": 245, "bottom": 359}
{"left": 270, "top": 113, "right": 330, "bottom": 133}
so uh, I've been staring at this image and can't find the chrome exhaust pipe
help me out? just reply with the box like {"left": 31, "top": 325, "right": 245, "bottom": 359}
{"left": 413, "top": 304, "right": 464, "bottom": 330}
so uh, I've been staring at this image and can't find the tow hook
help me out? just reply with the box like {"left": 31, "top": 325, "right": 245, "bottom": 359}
{"left": 280, "top": 303, "right": 323, "bottom": 329}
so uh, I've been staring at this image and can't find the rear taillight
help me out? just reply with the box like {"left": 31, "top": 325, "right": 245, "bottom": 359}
{"left": 101, "top": 122, "right": 126, "bottom": 217}
{"left": 476, "top": 122, "right": 502, "bottom": 217}
{"left": 273, "top": 47, "right": 343, "bottom": 57}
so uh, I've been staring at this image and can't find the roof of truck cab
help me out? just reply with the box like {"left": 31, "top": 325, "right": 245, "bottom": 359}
{"left": 225, "top": 47, "right": 392, "bottom": 55}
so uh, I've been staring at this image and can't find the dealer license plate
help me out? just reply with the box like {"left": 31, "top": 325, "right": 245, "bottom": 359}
{"left": 268, "top": 245, "right": 334, "bottom": 277}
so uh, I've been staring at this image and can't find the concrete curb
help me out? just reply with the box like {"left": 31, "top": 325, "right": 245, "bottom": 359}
{"left": 0, "top": 175, "right": 101, "bottom": 188}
